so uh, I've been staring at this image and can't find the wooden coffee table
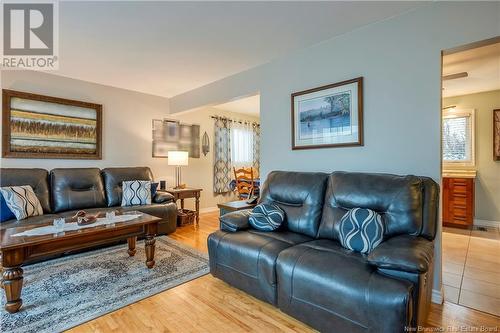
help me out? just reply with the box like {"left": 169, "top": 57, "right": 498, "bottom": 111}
{"left": 0, "top": 212, "right": 161, "bottom": 313}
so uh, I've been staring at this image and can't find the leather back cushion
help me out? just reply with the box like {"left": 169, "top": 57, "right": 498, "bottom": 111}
{"left": 259, "top": 171, "right": 328, "bottom": 238}
{"left": 101, "top": 167, "right": 153, "bottom": 207}
{"left": 420, "top": 177, "right": 440, "bottom": 240}
{"left": 0, "top": 168, "right": 51, "bottom": 213}
{"left": 50, "top": 168, "right": 106, "bottom": 213}
{"left": 318, "top": 171, "right": 424, "bottom": 240}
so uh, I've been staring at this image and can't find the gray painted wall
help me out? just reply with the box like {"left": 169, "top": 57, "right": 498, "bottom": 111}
{"left": 444, "top": 90, "right": 500, "bottom": 223}
{"left": 169, "top": 2, "right": 500, "bottom": 297}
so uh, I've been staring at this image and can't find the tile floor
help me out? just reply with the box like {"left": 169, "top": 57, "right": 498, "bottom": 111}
{"left": 442, "top": 226, "right": 500, "bottom": 317}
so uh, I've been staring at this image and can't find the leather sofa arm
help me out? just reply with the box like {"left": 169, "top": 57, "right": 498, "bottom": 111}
{"left": 220, "top": 209, "right": 252, "bottom": 232}
{"left": 153, "top": 192, "right": 175, "bottom": 204}
{"left": 367, "top": 235, "right": 434, "bottom": 273}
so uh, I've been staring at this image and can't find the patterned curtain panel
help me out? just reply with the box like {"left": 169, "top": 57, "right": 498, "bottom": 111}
{"left": 213, "top": 118, "right": 232, "bottom": 193}
{"left": 252, "top": 123, "right": 261, "bottom": 174}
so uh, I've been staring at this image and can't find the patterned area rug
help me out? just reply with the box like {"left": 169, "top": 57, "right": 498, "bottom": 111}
{"left": 1, "top": 237, "right": 209, "bottom": 333}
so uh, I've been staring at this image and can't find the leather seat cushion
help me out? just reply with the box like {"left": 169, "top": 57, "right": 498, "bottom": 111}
{"left": 259, "top": 171, "right": 328, "bottom": 238}
{"left": 276, "top": 240, "right": 413, "bottom": 332}
{"left": 207, "top": 229, "right": 312, "bottom": 305}
{"left": 101, "top": 167, "right": 154, "bottom": 207}
{"left": 50, "top": 168, "right": 106, "bottom": 213}
{"left": 0, "top": 168, "right": 51, "bottom": 213}
{"left": 319, "top": 172, "right": 424, "bottom": 241}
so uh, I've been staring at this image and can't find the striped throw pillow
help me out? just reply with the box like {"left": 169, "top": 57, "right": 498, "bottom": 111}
{"left": 0, "top": 185, "right": 44, "bottom": 220}
{"left": 121, "top": 180, "right": 152, "bottom": 206}
{"left": 339, "top": 208, "right": 385, "bottom": 254}
{"left": 248, "top": 203, "right": 285, "bottom": 231}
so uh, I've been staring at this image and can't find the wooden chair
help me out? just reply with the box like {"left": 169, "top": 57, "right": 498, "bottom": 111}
{"left": 233, "top": 167, "right": 255, "bottom": 200}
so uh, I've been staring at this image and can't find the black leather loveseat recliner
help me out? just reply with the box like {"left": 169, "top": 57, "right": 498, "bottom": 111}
{"left": 0, "top": 167, "right": 177, "bottom": 235}
{"left": 208, "top": 171, "right": 439, "bottom": 333}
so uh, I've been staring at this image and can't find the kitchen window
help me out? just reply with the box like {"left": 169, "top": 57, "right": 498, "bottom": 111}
{"left": 442, "top": 109, "right": 475, "bottom": 168}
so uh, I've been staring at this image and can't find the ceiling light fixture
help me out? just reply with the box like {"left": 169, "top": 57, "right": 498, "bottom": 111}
{"left": 442, "top": 72, "right": 468, "bottom": 81}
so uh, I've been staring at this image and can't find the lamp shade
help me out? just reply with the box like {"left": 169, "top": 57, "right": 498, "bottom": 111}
{"left": 168, "top": 151, "right": 189, "bottom": 166}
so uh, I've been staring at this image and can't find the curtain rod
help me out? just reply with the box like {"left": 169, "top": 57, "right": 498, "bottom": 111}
{"left": 211, "top": 115, "right": 260, "bottom": 126}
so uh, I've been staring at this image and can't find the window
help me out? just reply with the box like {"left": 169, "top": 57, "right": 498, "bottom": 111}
{"left": 231, "top": 127, "right": 254, "bottom": 166}
{"left": 442, "top": 109, "right": 475, "bottom": 167}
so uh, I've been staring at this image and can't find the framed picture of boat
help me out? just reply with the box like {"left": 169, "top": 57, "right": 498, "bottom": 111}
{"left": 291, "top": 77, "right": 363, "bottom": 150}
{"left": 2, "top": 89, "right": 102, "bottom": 159}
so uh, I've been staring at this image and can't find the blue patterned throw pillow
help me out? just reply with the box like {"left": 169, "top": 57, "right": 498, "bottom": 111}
{"left": 339, "top": 208, "right": 385, "bottom": 254}
{"left": 249, "top": 203, "right": 285, "bottom": 231}
{"left": 121, "top": 180, "right": 152, "bottom": 206}
{"left": 0, "top": 186, "right": 44, "bottom": 220}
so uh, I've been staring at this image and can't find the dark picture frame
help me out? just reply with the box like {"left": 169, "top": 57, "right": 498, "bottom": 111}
{"left": 291, "top": 77, "right": 363, "bottom": 150}
{"left": 494, "top": 109, "right": 500, "bottom": 161}
{"left": 2, "top": 89, "right": 102, "bottom": 159}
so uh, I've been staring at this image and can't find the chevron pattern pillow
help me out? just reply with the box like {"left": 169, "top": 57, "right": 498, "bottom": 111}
{"left": 0, "top": 185, "right": 44, "bottom": 220}
{"left": 339, "top": 208, "right": 385, "bottom": 254}
{"left": 121, "top": 180, "right": 152, "bottom": 207}
{"left": 248, "top": 203, "right": 285, "bottom": 231}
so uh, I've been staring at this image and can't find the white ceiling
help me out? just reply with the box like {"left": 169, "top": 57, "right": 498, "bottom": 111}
{"left": 443, "top": 42, "right": 500, "bottom": 97}
{"left": 213, "top": 94, "right": 260, "bottom": 117}
{"left": 53, "top": 1, "right": 423, "bottom": 98}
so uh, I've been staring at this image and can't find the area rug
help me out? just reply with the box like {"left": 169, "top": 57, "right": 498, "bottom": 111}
{"left": 0, "top": 237, "right": 209, "bottom": 333}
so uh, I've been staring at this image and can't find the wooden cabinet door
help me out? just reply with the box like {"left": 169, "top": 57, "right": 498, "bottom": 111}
{"left": 442, "top": 177, "right": 474, "bottom": 227}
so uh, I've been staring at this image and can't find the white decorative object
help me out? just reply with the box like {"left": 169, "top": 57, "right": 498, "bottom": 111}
{"left": 168, "top": 150, "right": 189, "bottom": 188}
{"left": 53, "top": 218, "right": 66, "bottom": 232}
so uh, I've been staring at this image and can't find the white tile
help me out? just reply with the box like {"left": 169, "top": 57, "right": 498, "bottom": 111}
{"left": 443, "top": 285, "right": 460, "bottom": 304}
{"left": 443, "top": 272, "right": 462, "bottom": 288}
{"left": 459, "top": 289, "right": 500, "bottom": 317}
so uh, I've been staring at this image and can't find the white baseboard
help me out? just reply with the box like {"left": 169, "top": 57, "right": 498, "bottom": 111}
{"left": 431, "top": 287, "right": 443, "bottom": 304}
{"left": 474, "top": 219, "right": 500, "bottom": 229}
{"left": 200, "top": 206, "right": 219, "bottom": 214}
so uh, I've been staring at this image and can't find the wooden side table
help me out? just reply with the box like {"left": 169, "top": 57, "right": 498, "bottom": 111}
{"left": 162, "top": 188, "right": 202, "bottom": 226}
{"left": 217, "top": 200, "right": 257, "bottom": 216}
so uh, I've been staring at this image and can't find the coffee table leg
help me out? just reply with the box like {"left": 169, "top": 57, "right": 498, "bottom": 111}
{"left": 127, "top": 236, "right": 137, "bottom": 257}
{"left": 145, "top": 235, "right": 155, "bottom": 268}
{"left": 2, "top": 266, "right": 23, "bottom": 313}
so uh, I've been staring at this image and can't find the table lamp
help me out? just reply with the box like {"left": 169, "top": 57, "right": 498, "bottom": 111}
{"left": 168, "top": 151, "right": 189, "bottom": 189}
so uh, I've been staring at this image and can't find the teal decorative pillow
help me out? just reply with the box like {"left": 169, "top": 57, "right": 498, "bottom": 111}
{"left": 121, "top": 180, "right": 151, "bottom": 206}
{"left": 339, "top": 208, "right": 385, "bottom": 254}
{"left": 0, "top": 185, "right": 44, "bottom": 220}
{"left": 249, "top": 203, "right": 285, "bottom": 231}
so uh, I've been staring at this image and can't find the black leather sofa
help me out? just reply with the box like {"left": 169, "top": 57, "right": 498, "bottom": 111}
{"left": 208, "top": 171, "right": 439, "bottom": 333}
{"left": 0, "top": 167, "right": 177, "bottom": 236}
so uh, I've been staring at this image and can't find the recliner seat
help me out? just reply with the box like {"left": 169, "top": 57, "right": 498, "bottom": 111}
{"left": 208, "top": 171, "right": 328, "bottom": 305}
{"left": 0, "top": 166, "right": 178, "bottom": 237}
{"left": 208, "top": 171, "right": 439, "bottom": 333}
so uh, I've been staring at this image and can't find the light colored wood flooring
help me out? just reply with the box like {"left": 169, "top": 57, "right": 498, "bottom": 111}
{"left": 442, "top": 226, "right": 500, "bottom": 317}
{"left": 69, "top": 212, "right": 500, "bottom": 332}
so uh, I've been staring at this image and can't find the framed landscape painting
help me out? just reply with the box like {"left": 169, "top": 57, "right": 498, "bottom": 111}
{"left": 291, "top": 77, "right": 363, "bottom": 150}
{"left": 2, "top": 89, "right": 102, "bottom": 159}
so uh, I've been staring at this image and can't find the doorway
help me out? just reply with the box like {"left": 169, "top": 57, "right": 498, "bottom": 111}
{"left": 441, "top": 38, "right": 500, "bottom": 316}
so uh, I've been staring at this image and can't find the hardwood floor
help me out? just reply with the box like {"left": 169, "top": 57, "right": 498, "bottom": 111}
{"left": 69, "top": 211, "right": 500, "bottom": 332}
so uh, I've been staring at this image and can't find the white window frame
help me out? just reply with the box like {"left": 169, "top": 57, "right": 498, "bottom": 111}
{"left": 442, "top": 108, "right": 475, "bottom": 169}
{"left": 231, "top": 127, "right": 254, "bottom": 167}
